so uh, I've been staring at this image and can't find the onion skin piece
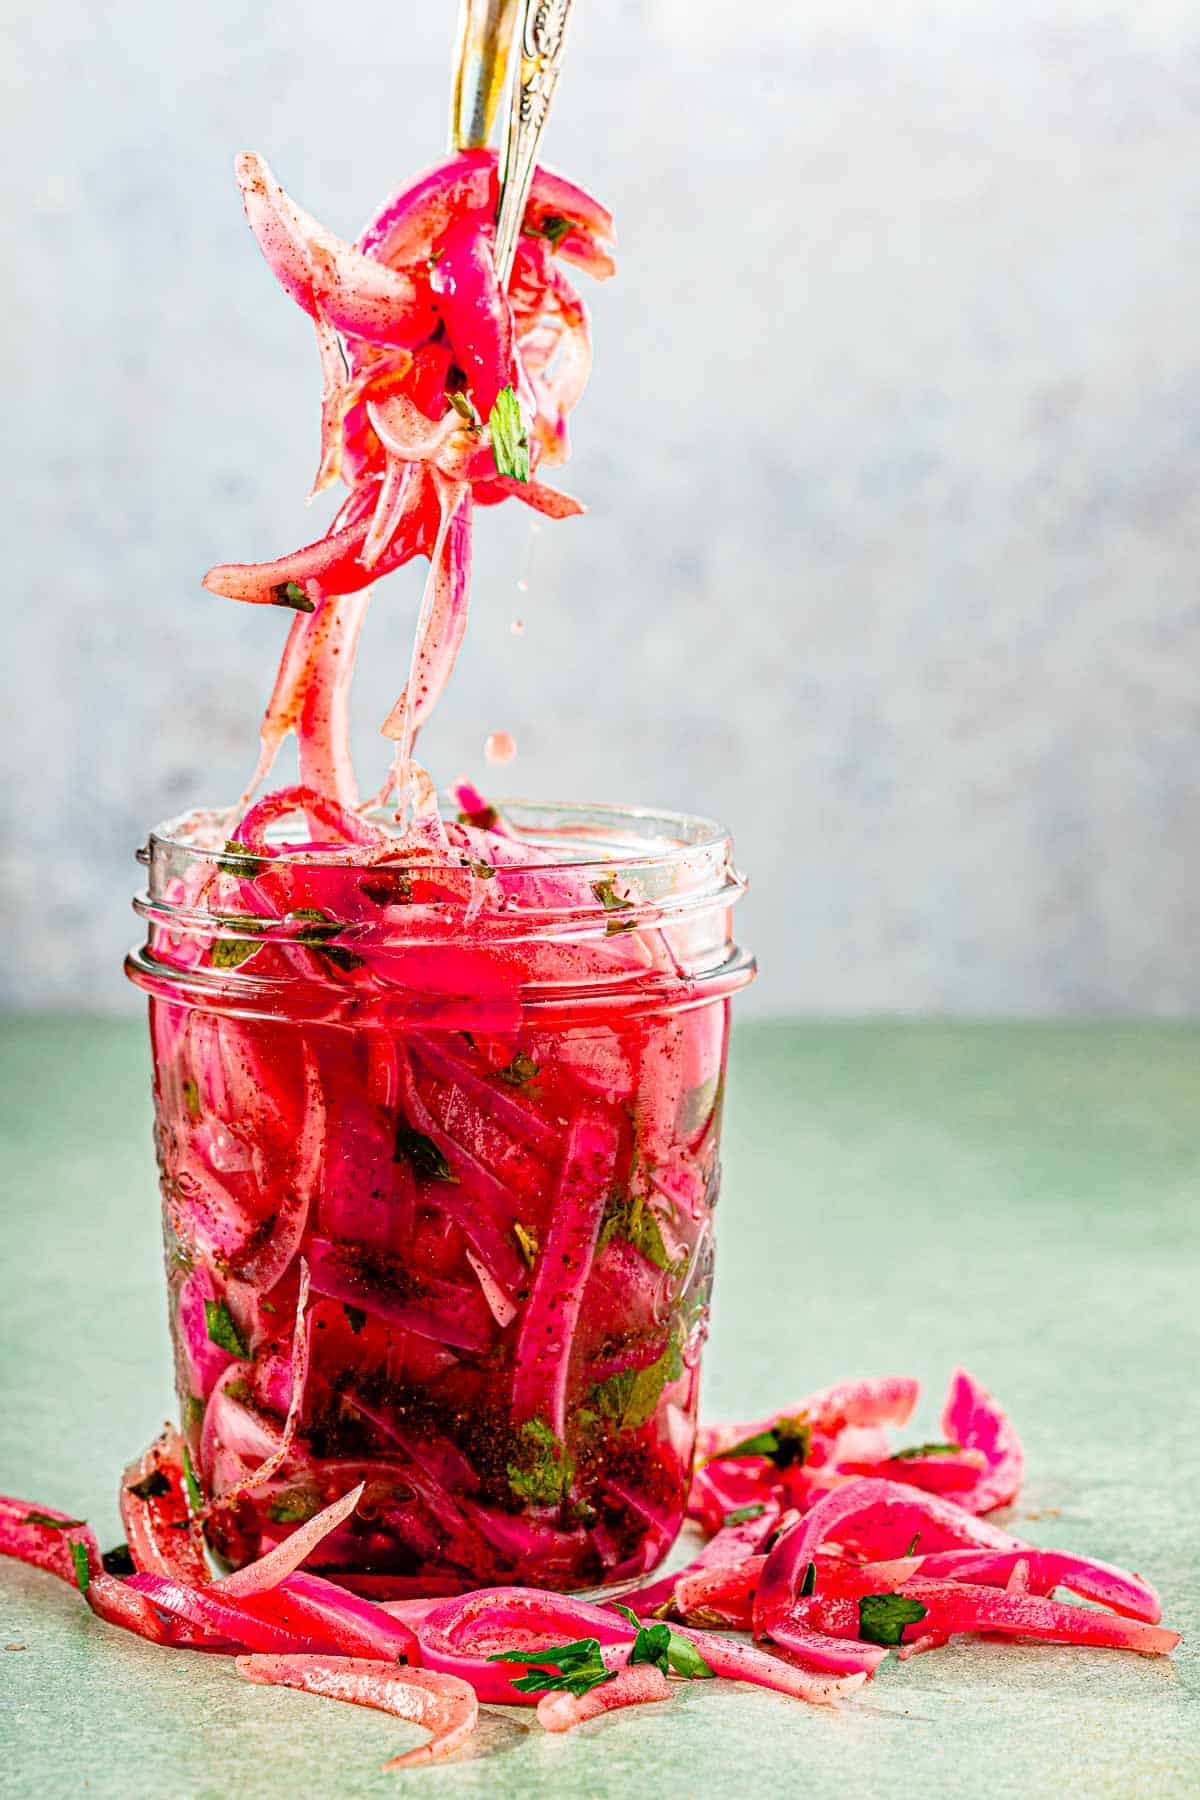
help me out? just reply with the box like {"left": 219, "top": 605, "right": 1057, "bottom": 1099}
{"left": 236, "top": 1654, "right": 479, "bottom": 1768}
{"left": 218, "top": 1483, "right": 364, "bottom": 1598}
{"left": 617, "top": 1503, "right": 781, "bottom": 1617}
{"left": 120, "top": 1426, "right": 209, "bottom": 1585}
{"left": 940, "top": 1365, "right": 1026, "bottom": 1514}
{"left": 229, "top": 1573, "right": 419, "bottom": 1663}
{"left": 537, "top": 1663, "right": 672, "bottom": 1732}
{"left": 698, "top": 1375, "right": 919, "bottom": 1462}
{"left": 0, "top": 1495, "right": 100, "bottom": 1586}
{"left": 753, "top": 1478, "right": 1020, "bottom": 1641}
{"left": 899, "top": 1579, "right": 1180, "bottom": 1656}
{"left": 510, "top": 1107, "right": 619, "bottom": 1440}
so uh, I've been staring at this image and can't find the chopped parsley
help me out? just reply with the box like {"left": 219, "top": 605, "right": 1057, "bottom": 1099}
{"left": 70, "top": 1540, "right": 90, "bottom": 1595}
{"left": 469, "top": 860, "right": 497, "bottom": 880}
{"left": 270, "top": 579, "right": 315, "bottom": 612}
{"left": 489, "top": 1636, "right": 613, "bottom": 1698}
{"left": 216, "top": 839, "right": 263, "bottom": 879}
{"left": 447, "top": 390, "right": 480, "bottom": 428}
{"left": 287, "top": 908, "right": 364, "bottom": 971}
{"left": 506, "top": 1418, "right": 574, "bottom": 1506}
{"left": 612, "top": 1604, "right": 714, "bottom": 1679}
{"left": 722, "top": 1503, "right": 767, "bottom": 1527}
{"left": 893, "top": 1442, "right": 962, "bottom": 1460}
{"left": 799, "top": 1559, "right": 817, "bottom": 1598}
{"left": 457, "top": 804, "right": 499, "bottom": 831}
{"left": 102, "top": 1543, "right": 136, "bottom": 1577}
{"left": 905, "top": 1532, "right": 922, "bottom": 1557}
{"left": 527, "top": 213, "right": 575, "bottom": 248}
{"left": 717, "top": 1414, "right": 812, "bottom": 1470}
{"left": 359, "top": 868, "right": 413, "bottom": 906}
{"left": 181, "top": 1444, "right": 203, "bottom": 1515}
{"left": 22, "top": 1511, "right": 87, "bottom": 1531}
{"left": 590, "top": 876, "right": 636, "bottom": 934}
{"left": 858, "top": 1593, "right": 928, "bottom": 1647}
{"left": 343, "top": 1303, "right": 367, "bottom": 1335}
{"left": 126, "top": 1470, "right": 171, "bottom": 1502}
{"left": 181, "top": 1076, "right": 201, "bottom": 1121}
{"left": 393, "top": 1122, "right": 456, "bottom": 1183}
{"left": 489, "top": 385, "right": 530, "bottom": 483}
{"left": 204, "top": 1299, "right": 248, "bottom": 1359}
{"left": 592, "top": 1333, "right": 683, "bottom": 1434}
{"left": 267, "top": 1489, "right": 322, "bottom": 1525}
{"left": 598, "top": 1190, "right": 669, "bottom": 1271}
{"left": 497, "top": 1051, "right": 539, "bottom": 1088}
{"left": 513, "top": 1221, "right": 539, "bottom": 1267}
{"left": 210, "top": 936, "right": 260, "bottom": 971}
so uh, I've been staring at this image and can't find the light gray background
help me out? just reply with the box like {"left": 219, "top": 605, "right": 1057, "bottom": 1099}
{"left": 3, "top": 1, "right": 1198, "bottom": 1014}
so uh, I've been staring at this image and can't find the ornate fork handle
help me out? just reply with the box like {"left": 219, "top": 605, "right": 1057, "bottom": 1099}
{"left": 493, "top": 0, "right": 577, "bottom": 284}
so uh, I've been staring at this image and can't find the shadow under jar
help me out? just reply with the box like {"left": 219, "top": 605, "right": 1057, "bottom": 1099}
{"left": 127, "top": 798, "right": 754, "bottom": 1596}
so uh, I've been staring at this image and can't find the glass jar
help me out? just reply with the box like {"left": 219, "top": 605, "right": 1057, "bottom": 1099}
{"left": 127, "top": 798, "right": 753, "bottom": 1594}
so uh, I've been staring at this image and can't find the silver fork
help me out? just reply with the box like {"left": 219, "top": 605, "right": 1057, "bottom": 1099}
{"left": 493, "top": 0, "right": 578, "bottom": 284}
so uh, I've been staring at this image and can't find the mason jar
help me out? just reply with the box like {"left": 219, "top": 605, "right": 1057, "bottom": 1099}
{"left": 127, "top": 795, "right": 753, "bottom": 1594}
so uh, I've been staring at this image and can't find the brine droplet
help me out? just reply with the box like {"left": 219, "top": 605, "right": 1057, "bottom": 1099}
{"left": 484, "top": 730, "right": 517, "bottom": 765}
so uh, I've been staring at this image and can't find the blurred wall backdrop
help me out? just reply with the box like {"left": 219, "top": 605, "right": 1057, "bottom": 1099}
{"left": 2, "top": 0, "right": 1199, "bottom": 1014}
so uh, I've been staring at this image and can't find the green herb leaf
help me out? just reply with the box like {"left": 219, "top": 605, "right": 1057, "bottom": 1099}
{"left": 799, "top": 1559, "right": 817, "bottom": 1598}
{"left": 393, "top": 1122, "right": 457, "bottom": 1183}
{"left": 591, "top": 876, "right": 637, "bottom": 934}
{"left": 892, "top": 1442, "right": 962, "bottom": 1460}
{"left": 267, "top": 1488, "right": 323, "bottom": 1525}
{"left": 905, "top": 1532, "right": 921, "bottom": 1557}
{"left": 722, "top": 1503, "right": 767, "bottom": 1527}
{"left": 456, "top": 804, "right": 499, "bottom": 831}
{"left": 211, "top": 936, "right": 260, "bottom": 971}
{"left": 126, "top": 1470, "right": 171, "bottom": 1502}
{"left": 102, "top": 1543, "right": 136, "bottom": 1576}
{"left": 204, "top": 1299, "right": 248, "bottom": 1359}
{"left": 286, "top": 907, "right": 364, "bottom": 971}
{"left": 217, "top": 839, "right": 263, "bottom": 879}
{"left": 506, "top": 1418, "right": 575, "bottom": 1506}
{"left": 591, "top": 1333, "right": 683, "bottom": 1434}
{"left": 469, "top": 860, "right": 497, "bottom": 881}
{"left": 181, "top": 1076, "right": 201, "bottom": 1121}
{"left": 527, "top": 213, "right": 574, "bottom": 249}
{"left": 343, "top": 1303, "right": 367, "bottom": 1335}
{"left": 359, "top": 868, "right": 413, "bottom": 906}
{"left": 489, "top": 385, "right": 530, "bottom": 482}
{"left": 181, "top": 1444, "right": 203, "bottom": 1515}
{"left": 489, "top": 1636, "right": 615, "bottom": 1697}
{"left": 858, "top": 1592, "right": 929, "bottom": 1648}
{"left": 611, "top": 1604, "right": 715, "bottom": 1680}
{"left": 678, "top": 1070, "right": 725, "bottom": 1140}
{"left": 513, "top": 1221, "right": 539, "bottom": 1267}
{"left": 70, "top": 1539, "right": 90, "bottom": 1595}
{"left": 498, "top": 1051, "right": 539, "bottom": 1088}
{"left": 598, "top": 1190, "right": 670, "bottom": 1271}
{"left": 183, "top": 1394, "right": 205, "bottom": 1432}
{"left": 447, "top": 389, "right": 480, "bottom": 428}
{"left": 717, "top": 1414, "right": 812, "bottom": 1470}
{"left": 22, "top": 1511, "right": 87, "bottom": 1531}
{"left": 270, "top": 579, "right": 315, "bottom": 613}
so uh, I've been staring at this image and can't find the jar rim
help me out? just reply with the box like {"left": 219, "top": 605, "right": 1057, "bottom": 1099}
{"left": 142, "top": 796, "right": 735, "bottom": 877}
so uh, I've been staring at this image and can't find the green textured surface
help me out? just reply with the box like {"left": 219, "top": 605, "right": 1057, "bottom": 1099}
{"left": 1, "top": 1017, "right": 1197, "bottom": 1798}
